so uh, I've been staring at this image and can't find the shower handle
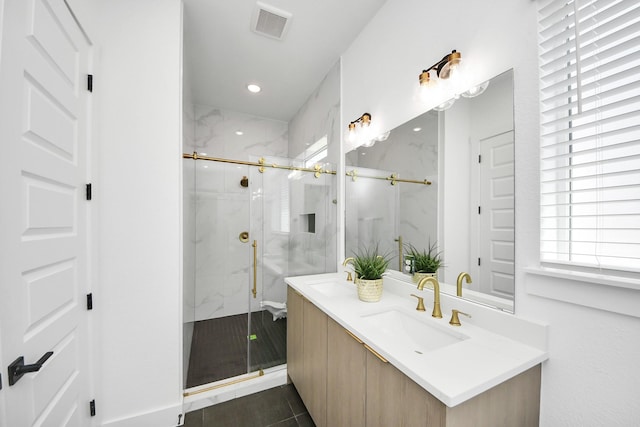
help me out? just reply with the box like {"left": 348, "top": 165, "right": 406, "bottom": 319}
{"left": 252, "top": 240, "right": 257, "bottom": 299}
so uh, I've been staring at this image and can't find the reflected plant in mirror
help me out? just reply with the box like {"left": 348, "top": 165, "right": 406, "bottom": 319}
{"left": 404, "top": 240, "right": 443, "bottom": 283}
{"left": 345, "top": 69, "right": 515, "bottom": 312}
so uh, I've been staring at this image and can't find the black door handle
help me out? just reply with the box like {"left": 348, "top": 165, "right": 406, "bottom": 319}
{"left": 7, "top": 351, "right": 53, "bottom": 386}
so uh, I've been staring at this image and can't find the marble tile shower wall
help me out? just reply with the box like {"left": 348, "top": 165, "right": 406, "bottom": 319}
{"left": 288, "top": 173, "right": 337, "bottom": 277}
{"left": 192, "top": 107, "right": 288, "bottom": 321}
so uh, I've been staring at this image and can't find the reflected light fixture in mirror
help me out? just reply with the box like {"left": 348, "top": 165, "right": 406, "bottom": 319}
{"left": 347, "top": 112, "right": 372, "bottom": 146}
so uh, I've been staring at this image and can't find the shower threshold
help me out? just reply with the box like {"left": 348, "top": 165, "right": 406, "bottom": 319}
{"left": 183, "top": 364, "right": 288, "bottom": 414}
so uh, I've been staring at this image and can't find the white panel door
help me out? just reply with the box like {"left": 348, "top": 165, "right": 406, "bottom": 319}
{"left": 0, "top": 0, "right": 92, "bottom": 426}
{"left": 478, "top": 131, "right": 515, "bottom": 298}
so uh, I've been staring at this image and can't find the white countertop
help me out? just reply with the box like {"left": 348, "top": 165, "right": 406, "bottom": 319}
{"left": 285, "top": 272, "right": 549, "bottom": 407}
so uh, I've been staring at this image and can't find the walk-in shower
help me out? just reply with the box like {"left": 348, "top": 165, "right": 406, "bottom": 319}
{"left": 183, "top": 152, "right": 336, "bottom": 393}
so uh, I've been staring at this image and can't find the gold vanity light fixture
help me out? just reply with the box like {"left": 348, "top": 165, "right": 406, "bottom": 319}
{"left": 419, "top": 50, "right": 463, "bottom": 90}
{"left": 347, "top": 112, "right": 372, "bottom": 145}
{"left": 419, "top": 49, "right": 489, "bottom": 104}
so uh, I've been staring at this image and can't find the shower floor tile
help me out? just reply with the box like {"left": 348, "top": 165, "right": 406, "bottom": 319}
{"left": 187, "top": 310, "right": 287, "bottom": 388}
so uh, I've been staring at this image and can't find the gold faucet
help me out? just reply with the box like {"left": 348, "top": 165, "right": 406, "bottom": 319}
{"left": 456, "top": 272, "right": 472, "bottom": 297}
{"left": 416, "top": 276, "right": 442, "bottom": 318}
{"left": 342, "top": 257, "right": 355, "bottom": 281}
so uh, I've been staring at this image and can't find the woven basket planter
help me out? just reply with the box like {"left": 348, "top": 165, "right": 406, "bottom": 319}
{"left": 412, "top": 271, "right": 438, "bottom": 286}
{"left": 355, "top": 278, "right": 383, "bottom": 302}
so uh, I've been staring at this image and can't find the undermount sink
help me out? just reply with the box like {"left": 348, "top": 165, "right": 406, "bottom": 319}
{"left": 360, "top": 308, "right": 467, "bottom": 354}
{"left": 308, "top": 280, "right": 354, "bottom": 297}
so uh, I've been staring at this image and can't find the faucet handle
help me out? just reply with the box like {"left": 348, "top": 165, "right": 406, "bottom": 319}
{"left": 449, "top": 309, "right": 471, "bottom": 326}
{"left": 345, "top": 271, "right": 353, "bottom": 282}
{"left": 410, "top": 294, "right": 426, "bottom": 312}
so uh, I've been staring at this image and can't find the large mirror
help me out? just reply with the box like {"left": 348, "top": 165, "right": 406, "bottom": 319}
{"left": 345, "top": 70, "right": 514, "bottom": 311}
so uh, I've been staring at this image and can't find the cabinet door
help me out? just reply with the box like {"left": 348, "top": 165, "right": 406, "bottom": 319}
{"left": 365, "top": 349, "right": 404, "bottom": 427}
{"left": 302, "top": 299, "right": 328, "bottom": 427}
{"left": 403, "top": 376, "right": 446, "bottom": 427}
{"left": 327, "top": 318, "right": 366, "bottom": 426}
{"left": 286, "top": 286, "right": 304, "bottom": 385}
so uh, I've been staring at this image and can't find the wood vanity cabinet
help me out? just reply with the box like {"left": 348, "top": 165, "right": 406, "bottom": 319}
{"left": 327, "top": 317, "right": 367, "bottom": 426}
{"left": 286, "top": 286, "right": 304, "bottom": 386}
{"left": 286, "top": 286, "right": 327, "bottom": 427}
{"left": 286, "top": 286, "right": 541, "bottom": 427}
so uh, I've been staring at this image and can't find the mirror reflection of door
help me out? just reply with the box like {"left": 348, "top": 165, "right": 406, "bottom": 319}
{"left": 472, "top": 131, "right": 515, "bottom": 300}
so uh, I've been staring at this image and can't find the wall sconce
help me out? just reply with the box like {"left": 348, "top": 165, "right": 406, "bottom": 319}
{"left": 347, "top": 112, "right": 372, "bottom": 145}
{"left": 419, "top": 50, "right": 463, "bottom": 92}
{"left": 419, "top": 49, "right": 489, "bottom": 109}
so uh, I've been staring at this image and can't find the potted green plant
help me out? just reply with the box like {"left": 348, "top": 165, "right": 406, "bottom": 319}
{"left": 350, "top": 245, "right": 391, "bottom": 302}
{"left": 404, "top": 240, "right": 443, "bottom": 284}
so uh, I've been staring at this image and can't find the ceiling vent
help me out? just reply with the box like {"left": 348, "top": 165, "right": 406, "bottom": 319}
{"left": 251, "top": 2, "right": 292, "bottom": 40}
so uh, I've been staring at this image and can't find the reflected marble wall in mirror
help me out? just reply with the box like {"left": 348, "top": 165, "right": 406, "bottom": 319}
{"left": 344, "top": 70, "right": 514, "bottom": 312}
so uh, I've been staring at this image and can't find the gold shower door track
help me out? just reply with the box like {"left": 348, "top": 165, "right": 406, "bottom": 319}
{"left": 183, "top": 369, "right": 264, "bottom": 397}
{"left": 346, "top": 169, "right": 432, "bottom": 186}
{"left": 183, "top": 152, "right": 337, "bottom": 178}
{"left": 183, "top": 153, "right": 432, "bottom": 185}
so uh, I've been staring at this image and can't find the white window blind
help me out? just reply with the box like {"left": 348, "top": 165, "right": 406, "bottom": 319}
{"left": 538, "top": 0, "right": 640, "bottom": 272}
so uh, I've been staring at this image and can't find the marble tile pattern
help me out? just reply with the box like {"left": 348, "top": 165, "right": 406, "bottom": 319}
{"left": 194, "top": 106, "right": 288, "bottom": 159}
{"left": 187, "top": 107, "right": 337, "bottom": 322}
{"left": 288, "top": 60, "right": 341, "bottom": 165}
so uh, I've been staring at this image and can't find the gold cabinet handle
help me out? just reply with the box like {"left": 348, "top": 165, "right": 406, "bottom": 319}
{"left": 345, "top": 329, "right": 364, "bottom": 344}
{"left": 252, "top": 240, "right": 257, "bottom": 299}
{"left": 364, "top": 344, "right": 388, "bottom": 363}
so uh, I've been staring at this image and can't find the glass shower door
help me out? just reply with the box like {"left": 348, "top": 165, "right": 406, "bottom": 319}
{"left": 247, "top": 155, "right": 337, "bottom": 373}
{"left": 247, "top": 162, "right": 288, "bottom": 373}
{"left": 185, "top": 160, "right": 253, "bottom": 388}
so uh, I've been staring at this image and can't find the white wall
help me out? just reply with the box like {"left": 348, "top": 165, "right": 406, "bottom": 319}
{"left": 92, "top": 0, "right": 183, "bottom": 425}
{"left": 341, "top": 0, "right": 640, "bottom": 425}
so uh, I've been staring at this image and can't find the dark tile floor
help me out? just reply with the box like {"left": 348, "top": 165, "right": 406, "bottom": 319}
{"left": 184, "top": 384, "right": 315, "bottom": 427}
{"left": 187, "top": 311, "right": 287, "bottom": 388}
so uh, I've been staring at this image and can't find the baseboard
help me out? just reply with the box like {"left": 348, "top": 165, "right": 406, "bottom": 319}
{"left": 101, "top": 402, "right": 184, "bottom": 427}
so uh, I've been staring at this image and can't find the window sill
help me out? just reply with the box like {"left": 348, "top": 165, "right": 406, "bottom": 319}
{"left": 524, "top": 267, "right": 640, "bottom": 318}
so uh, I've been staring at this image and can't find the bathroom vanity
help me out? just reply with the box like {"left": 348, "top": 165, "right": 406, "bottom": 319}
{"left": 286, "top": 273, "right": 548, "bottom": 427}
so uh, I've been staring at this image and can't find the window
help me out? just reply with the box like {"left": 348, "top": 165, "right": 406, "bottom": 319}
{"left": 538, "top": 0, "right": 640, "bottom": 273}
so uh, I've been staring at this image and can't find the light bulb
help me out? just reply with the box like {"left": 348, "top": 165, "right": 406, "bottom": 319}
{"left": 461, "top": 80, "right": 490, "bottom": 98}
{"left": 361, "top": 138, "right": 375, "bottom": 148}
{"left": 432, "top": 98, "right": 456, "bottom": 111}
{"left": 375, "top": 131, "right": 391, "bottom": 142}
{"left": 347, "top": 123, "right": 357, "bottom": 143}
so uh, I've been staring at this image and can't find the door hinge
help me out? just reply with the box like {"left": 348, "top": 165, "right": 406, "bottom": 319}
{"left": 87, "top": 74, "right": 93, "bottom": 92}
{"left": 87, "top": 293, "right": 93, "bottom": 310}
{"left": 478, "top": 154, "right": 482, "bottom": 163}
{"left": 86, "top": 183, "right": 92, "bottom": 201}
{"left": 478, "top": 206, "right": 481, "bottom": 214}
{"left": 89, "top": 400, "right": 96, "bottom": 417}
{"left": 478, "top": 258, "right": 481, "bottom": 266}
{"left": 0, "top": 373, "right": 3, "bottom": 390}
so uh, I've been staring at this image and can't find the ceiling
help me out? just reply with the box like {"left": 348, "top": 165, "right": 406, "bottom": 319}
{"left": 183, "top": 0, "right": 388, "bottom": 122}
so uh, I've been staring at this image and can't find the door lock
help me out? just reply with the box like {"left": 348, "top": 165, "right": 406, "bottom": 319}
{"left": 7, "top": 351, "right": 53, "bottom": 386}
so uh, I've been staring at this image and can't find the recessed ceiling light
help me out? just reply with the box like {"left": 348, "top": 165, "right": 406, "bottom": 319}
{"left": 413, "top": 127, "right": 422, "bottom": 132}
{"left": 235, "top": 130, "right": 244, "bottom": 136}
{"left": 247, "top": 84, "right": 261, "bottom": 93}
